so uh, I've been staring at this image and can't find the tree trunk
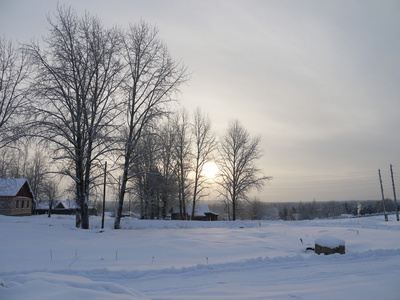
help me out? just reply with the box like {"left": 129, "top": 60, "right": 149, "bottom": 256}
{"left": 114, "top": 166, "right": 129, "bottom": 229}
{"left": 191, "top": 164, "right": 199, "bottom": 220}
{"left": 81, "top": 198, "right": 89, "bottom": 229}
{"left": 232, "top": 200, "right": 236, "bottom": 221}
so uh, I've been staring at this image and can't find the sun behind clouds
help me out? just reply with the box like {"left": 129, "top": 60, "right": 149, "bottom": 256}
{"left": 202, "top": 162, "right": 219, "bottom": 179}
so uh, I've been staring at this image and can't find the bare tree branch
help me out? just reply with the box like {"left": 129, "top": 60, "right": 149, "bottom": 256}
{"left": 0, "top": 37, "right": 30, "bottom": 148}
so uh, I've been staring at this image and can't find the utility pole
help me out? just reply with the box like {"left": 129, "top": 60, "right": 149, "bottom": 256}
{"left": 378, "top": 169, "right": 388, "bottom": 222}
{"left": 101, "top": 161, "right": 107, "bottom": 229}
{"left": 390, "top": 164, "right": 399, "bottom": 221}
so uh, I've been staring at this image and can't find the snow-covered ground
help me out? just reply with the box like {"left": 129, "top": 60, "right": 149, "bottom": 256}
{"left": 1, "top": 214, "right": 399, "bottom": 299}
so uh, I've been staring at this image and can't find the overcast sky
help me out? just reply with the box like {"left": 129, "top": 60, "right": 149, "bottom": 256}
{"left": 1, "top": 0, "right": 400, "bottom": 202}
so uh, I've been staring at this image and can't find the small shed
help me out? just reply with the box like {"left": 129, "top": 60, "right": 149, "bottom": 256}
{"left": 171, "top": 205, "right": 219, "bottom": 221}
{"left": 0, "top": 178, "right": 34, "bottom": 216}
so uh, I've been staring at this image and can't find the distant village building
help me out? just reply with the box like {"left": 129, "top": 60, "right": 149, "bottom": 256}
{"left": 0, "top": 179, "right": 34, "bottom": 216}
{"left": 35, "top": 200, "right": 98, "bottom": 216}
{"left": 171, "top": 205, "right": 219, "bottom": 221}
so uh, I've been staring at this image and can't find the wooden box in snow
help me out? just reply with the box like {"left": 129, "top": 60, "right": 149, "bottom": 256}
{"left": 315, "top": 236, "right": 345, "bottom": 255}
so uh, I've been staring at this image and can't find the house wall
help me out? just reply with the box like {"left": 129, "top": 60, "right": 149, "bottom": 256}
{"left": 17, "top": 182, "right": 33, "bottom": 198}
{"left": 171, "top": 212, "right": 187, "bottom": 220}
{"left": 11, "top": 196, "right": 32, "bottom": 216}
{"left": 0, "top": 196, "right": 12, "bottom": 215}
{"left": 204, "top": 213, "right": 218, "bottom": 221}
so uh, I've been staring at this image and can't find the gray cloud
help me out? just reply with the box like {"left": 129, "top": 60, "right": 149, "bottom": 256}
{"left": 1, "top": 0, "right": 399, "bottom": 201}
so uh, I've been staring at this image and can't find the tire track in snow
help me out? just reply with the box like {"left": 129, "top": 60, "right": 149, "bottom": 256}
{"left": 3, "top": 248, "right": 396, "bottom": 281}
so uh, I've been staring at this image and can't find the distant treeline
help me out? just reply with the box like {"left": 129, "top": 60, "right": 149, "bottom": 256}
{"left": 208, "top": 199, "right": 399, "bottom": 221}
{"left": 101, "top": 198, "right": 398, "bottom": 221}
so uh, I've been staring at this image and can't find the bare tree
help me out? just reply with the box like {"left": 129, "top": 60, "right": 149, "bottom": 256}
{"left": 191, "top": 108, "right": 216, "bottom": 219}
{"left": 130, "top": 128, "right": 162, "bottom": 219}
{"left": 247, "top": 197, "right": 267, "bottom": 220}
{"left": 42, "top": 179, "right": 60, "bottom": 218}
{"left": 114, "top": 21, "right": 187, "bottom": 229}
{"left": 0, "top": 148, "right": 13, "bottom": 177}
{"left": 173, "top": 109, "right": 192, "bottom": 220}
{"left": 217, "top": 119, "right": 270, "bottom": 220}
{"left": 28, "top": 6, "right": 123, "bottom": 229}
{"left": 24, "top": 145, "right": 49, "bottom": 200}
{"left": 157, "top": 119, "right": 178, "bottom": 219}
{"left": 0, "top": 37, "right": 30, "bottom": 148}
{"left": 0, "top": 141, "right": 31, "bottom": 179}
{"left": 0, "top": 147, "right": 20, "bottom": 178}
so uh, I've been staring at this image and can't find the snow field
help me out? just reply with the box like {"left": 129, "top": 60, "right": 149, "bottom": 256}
{"left": 0, "top": 214, "right": 399, "bottom": 299}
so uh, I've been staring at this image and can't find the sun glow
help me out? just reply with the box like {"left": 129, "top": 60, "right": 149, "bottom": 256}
{"left": 202, "top": 162, "right": 219, "bottom": 179}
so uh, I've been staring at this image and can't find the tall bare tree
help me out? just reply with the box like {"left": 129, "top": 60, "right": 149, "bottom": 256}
{"left": 173, "top": 109, "right": 192, "bottom": 220}
{"left": 191, "top": 108, "right": 216, "bottom": 219}
{"left": 28, "top": 6, "right": 123, "bottom": 228}
{"left": 157, "top": 119, "right": 178, "bottom": 219}
{"left": 133, "top": 129, "right": 162, "bottom": 219}
{"left": 114, "top": 21, "right": 187, "bottom": 229}
{"left": 217, "top": 119, "right": 270, "bottom": 220}
{"left": 0, "top": 37, "right": 30, "bottom": 148}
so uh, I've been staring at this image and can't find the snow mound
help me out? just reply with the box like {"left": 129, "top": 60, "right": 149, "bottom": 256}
{"left": 315, "top": 236, "right": 346, "bottom": 248}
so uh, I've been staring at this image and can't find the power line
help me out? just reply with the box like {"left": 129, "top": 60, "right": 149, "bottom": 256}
{"left": 265, "top": 168, "right": 393, "bottom": 197}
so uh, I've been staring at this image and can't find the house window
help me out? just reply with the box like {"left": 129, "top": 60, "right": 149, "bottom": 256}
{"left": 22, "top": 201, "right": 24, "bottom": 208}
{"left": 27, "top": 201, "right": 29, "bottom": 208}
{"left": 15, "top": 200, "right": 19, "bottom": 208}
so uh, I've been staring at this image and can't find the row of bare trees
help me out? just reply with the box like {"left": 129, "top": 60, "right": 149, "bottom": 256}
{"left": 117, "top": 109, "right": 270, "bottom": 223}
{"left": 0, "top": 6, "right": 269, "bottom": 228}
{"left": 127, "top": 108, "right": 216, "bottom": 223}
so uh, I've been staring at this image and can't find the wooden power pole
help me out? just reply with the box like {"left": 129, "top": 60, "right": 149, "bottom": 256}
{"left": 378, "top": 169, "right": 388, "bottom": 222}
{"left": 390, "top": 164, "right": 399, "bottom": 221}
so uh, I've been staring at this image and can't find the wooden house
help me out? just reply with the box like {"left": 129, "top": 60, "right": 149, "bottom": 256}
{"left": 171, "top": 205, "right": 219, "bottom": 221}
{"left": 53, "top": 200, "right": 78, "bottom": 215}
{"left": 191, "top": 205, "right": 219, "bottom": 221}
{"left": 0, "top": 178, "right": 34, "bottom": 216}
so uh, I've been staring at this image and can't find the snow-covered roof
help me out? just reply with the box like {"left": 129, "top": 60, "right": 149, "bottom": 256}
{"left": 315, "top": 236, "right": 346, "bottom": 248}
{"left": 0, "top": 178, "right": 33, "bottom": 197}
{"left": 192, "top": 205, "right": 219, "bottom": 217}
{"left": 35, "top": 200, "right": 52, "bottom": 209}
{"left": 56, "top": 200, "right": 77, "bottom": 209}
{"left": 172, "top": 205, "right": 218, "bottom": 217}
